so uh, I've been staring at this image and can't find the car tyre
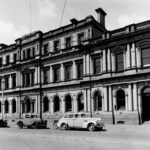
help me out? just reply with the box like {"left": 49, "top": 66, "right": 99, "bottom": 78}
{"left": 18, "top": 122, "right": 23, "bottom": 129}
{"left": 60, "top": 123, "right": 67, "bottom": 130}
{"left": 53, "top": 122, "right": 58, "bottom": 129}
{"left": 33, "top": 123, "right": 38, "bottom": 129}
{"left": 88, "top": 123, "right": 95, "bottom": 131}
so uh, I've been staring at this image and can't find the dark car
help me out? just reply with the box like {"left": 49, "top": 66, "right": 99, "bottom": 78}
{"left": 17, "top": 114, "right": 47, "bottom": 129}
{"left": 0, "top": 119, "right": 7, "bottom": 127}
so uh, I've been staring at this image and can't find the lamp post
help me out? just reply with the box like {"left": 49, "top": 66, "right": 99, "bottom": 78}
{"left": 1, "top": 77, "right": 5, "bottom": 120}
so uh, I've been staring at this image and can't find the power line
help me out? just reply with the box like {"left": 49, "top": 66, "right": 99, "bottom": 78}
{"left": 59, "top": 0, "right": 67, "bottom": 27}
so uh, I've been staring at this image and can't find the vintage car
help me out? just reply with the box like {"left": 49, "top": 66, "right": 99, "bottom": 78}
{"left": 17, "top": 114, "right": 47, "bottom": 129}
{"left": 55, "top": 113, "right": 104, "bottom": 131}
{"left": 0, "top": 119, "right": 7, "bottom": 127}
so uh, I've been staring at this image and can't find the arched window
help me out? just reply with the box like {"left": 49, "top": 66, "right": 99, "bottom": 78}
{"left": 65, "top": 95, "right": 72, "bottom": 112}
{"left": 116, "top": 89, "right": 125, "bottom": 110}
{"left": 77, "top": 94, "right": 84, "bottom": 112}
{"left": 26, "top": 99, "right": 31, "bottom": 113}
{"left": 93, "top": 92, "right": 102, "bottom": 111}
{"left": 12, "top": 99, "right": 16, "bottom": 113}
{"left": 5, "top": 100, "right": 9, "bottom": 113}
{"left": 43, "top": 97, "right": 49, "bottom": 112}
{"left": 54, "top": 96, "right": 60, "bottom": 112}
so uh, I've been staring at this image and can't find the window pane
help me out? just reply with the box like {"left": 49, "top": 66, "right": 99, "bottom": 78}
{"left": 116, "top": 53, "right": 124, "bottom": 72}
{"left": 93, "top": 57, "right": 100, "bottom": 74}
{"left": 142, "top": 48, "right": 150, "bottom": 66}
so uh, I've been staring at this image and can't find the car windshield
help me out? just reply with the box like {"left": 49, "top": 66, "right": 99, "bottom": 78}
{"left": 31, "top": 115, "right": 37, "bottom": 118}
{"left": 81, "top": 114, "right": 87, "bottom": 118}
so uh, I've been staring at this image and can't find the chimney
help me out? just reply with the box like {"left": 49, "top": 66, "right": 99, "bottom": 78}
{"left": 95, "top": 8, "right": 107, "bottom": 27}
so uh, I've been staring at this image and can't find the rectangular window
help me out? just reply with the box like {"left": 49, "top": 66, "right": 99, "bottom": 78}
{"left": 31, "top": 71, "right": 34, "bottom": 86}
{"left": 65, "top": 64, "right": 72, "bottom": 81}
{"left": 93, "top": 57, "right": 100, "bottom": 74}
{"left": 77, "top": 62, "right": 83, "bottom": 79}
{"left": 32, "top": 47, "right": 35, "bottom": 57}
{"left": 26, "top": 72, "right": 30, "bottom": 87}
{"left": 65, "top": 37, "right": 72, "bottom": 48}
{"left": 43, "top": 69, "right": 49, "bottom": 84}
{"left": 116, "top": 53, "right": 124, "bottom": 72}
{"left": 0, "top": 57, "right": 2, "bottom": 67}
{"left": 13, "top": 53, "right": 17, "bottom": 63}
{"left": 43, "top": 43, "right": 49, "bottom": 55}
{"left": 6, "top": 55, "right": 10, "bottom": 65}
{"left": 23, "top": 50, "right": 26, "bottom": 60}
{"left": 78, "top": 33, "right": 84, "bottom": 45}
{"left": 142, "top": 48, "right": 150, "bottom": 67}
{"left": 5, "top": 76, "right": 9, "bottom": 89}
{"left": 54, "top": 40, "right": 60, "bottom": 51}
{"left": 12, "top": 74, "right": 16, "bottom": 88}
{"left": 53, "top": 67, "right": 60, "bottom": 82}
{"left": 27, "top": 48, "right": 31, "bottom": 59}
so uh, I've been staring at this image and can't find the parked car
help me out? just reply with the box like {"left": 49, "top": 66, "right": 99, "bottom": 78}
{"left": 0, "top": 119, "right": 7, "bottom": 127}
{"left": 17, "top": 114, "right": 47, "bottom": 129}
{"left": 56, "top": 113, "right": 104, "bottom": 131}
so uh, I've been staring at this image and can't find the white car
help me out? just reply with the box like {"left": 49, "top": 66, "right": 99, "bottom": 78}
{"left": 56, "top": 113, "right": 104, "bottom": 131}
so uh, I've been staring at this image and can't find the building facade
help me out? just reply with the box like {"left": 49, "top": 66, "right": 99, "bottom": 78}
{"left": 1, "top": 8, "right": 150, "bottom": 125}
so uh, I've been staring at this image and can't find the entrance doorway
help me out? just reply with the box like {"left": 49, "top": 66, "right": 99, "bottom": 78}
{"left": 142, "top": 87, "right": 150, "bottom": 122}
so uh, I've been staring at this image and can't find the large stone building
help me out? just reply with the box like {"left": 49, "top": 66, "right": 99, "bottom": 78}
{"left": 1, "top": 7, "right": 150, "bottom": 125}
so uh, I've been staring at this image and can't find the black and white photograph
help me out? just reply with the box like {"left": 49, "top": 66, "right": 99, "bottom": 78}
{"left": 0, "top": 0, "right": 150, "bottom": 149}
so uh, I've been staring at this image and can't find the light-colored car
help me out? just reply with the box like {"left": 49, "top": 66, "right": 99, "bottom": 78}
{"left": 56, "top": 113, "right": 104, "bottom": 131}
{"left": 17, "top": 114, "right": 47, "bottom": 129}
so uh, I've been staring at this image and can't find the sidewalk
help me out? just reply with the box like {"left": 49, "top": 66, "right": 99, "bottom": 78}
{"left": 105, "top": 124, "right": 150, "bottom": 133}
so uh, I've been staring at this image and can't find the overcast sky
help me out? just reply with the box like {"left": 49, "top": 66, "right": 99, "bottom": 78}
{"left": 0, "top": 0, "right": 150, "bottom": 44}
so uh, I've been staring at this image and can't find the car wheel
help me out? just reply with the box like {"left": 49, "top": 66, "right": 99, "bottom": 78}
{"left": 88, "top": 123, "right": 95, "bottom": 131}
{"left": 60, "top": 123, "right": 67, "bottom": 130}
{"left": 53, "top": 122, "right": 58, "bottom": 129}
{"left": 18, "top": 122, "right": 23, "bottom": 129}
{"left": 33, "top": 124, "right": 38, "bottom": 129}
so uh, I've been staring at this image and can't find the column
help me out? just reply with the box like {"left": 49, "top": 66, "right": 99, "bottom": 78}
{"left": 35, "top": 67, "right": 38, "bottom": 84}
{"left": 9, "top": 75, "right": 12, "bottom": 89}
{"left": 102, "top": 50, "right": 106, "bottom": 73}
{"left": 109, "top": 86, "right": 112, "bottom": 111}
{"left": 2, "top": 101, "right": 5, "bottom": 115}
{"left": 61, "top": 99, "right": 65, "bottom": 113}
{"left": 133, "top": 83, "right": 138, "bottom": 111}
{"left": 49, "top": 66, "right": 53, "bottom": 83}
{"left": 17, "top": 72, "right": 20, "bottom": 87}
{"left": 111, "top": 53, "right": 115, "bottom": 72}
{"left": 103, "top": 86, "right": 108, "bottom": 111}
{"left": 31, "top": 102, "right": 33, "bottom": 113}
{"left": 9, "top": 100, "right": 12, "bottom": 114}
{"left": 126, "top": 44, "right": 131, "bottom": 69}
{"left": 90, "top": 57, "right": 93, "bottom": 75}
{"left": 107, "top": 48, "right": 111, "bottom": 72}
{"left": 128, "top": 83, "right": 133, "bottom": 111}
{"left": 74, "top": 97, "right": 77, "bottom": 113}
{"left": 86, "top": 54, "right": 90, "bottom": 75}
{"left": 136, "top": 47, "right": 141, "bottom": 68}
{"left": 123, "top": 52, "right": 126, "bottom": 69}
{"left": 83, "top": 55, "right": 86, "bottom": 75}
{"left": 50, "top": 99, "right": 54, "bottom": 114}
{"left": 131, "top": 42, "right": 136, "bottom": 68}
{"left": 73, "top": 61, "right": 77, "bottom": 79}
{"left": 84, "top": 91, "right": 87, "bottom": 112}
{"left": 37, "top": 66, "right": 40, "bottom": 84}
{"left": 61, "top": 64, "right": 65, "bottom": 81}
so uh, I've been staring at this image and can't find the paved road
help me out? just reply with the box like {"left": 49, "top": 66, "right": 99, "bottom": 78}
{"left": 0, "top": 126, "right": 150, "bottom": 150}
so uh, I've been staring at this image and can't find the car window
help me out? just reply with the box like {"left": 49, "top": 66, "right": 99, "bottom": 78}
{"left": 64, "top": 114, "right": 68, "bottom": 118}
{"left": 75, "top": 114, "right": 80, "bottom": 118}
{"left": 68, "top": 114, "right": 74, "bottom": 118}
{"left": 25, "top": 115, "right": 30, "bottom": 118}
{"left": 81, "top": 114, "right": 87, "bottom": 118}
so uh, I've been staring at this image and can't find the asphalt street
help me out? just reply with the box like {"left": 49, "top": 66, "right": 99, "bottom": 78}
{"left": 0, "top": 125, "right": 150, "bottom": 150}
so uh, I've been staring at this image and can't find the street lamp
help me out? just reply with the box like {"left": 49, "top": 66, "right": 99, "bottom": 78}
{"left": 1, "top": 77, "right": 5, "bottom": 120}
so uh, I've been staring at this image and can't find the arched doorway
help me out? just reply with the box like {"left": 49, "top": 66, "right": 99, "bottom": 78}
{"left": 26, "top": 99, "right": 31, "bottom": 113}
{"left": 142, "top": 87, "right": 150, "bottom": 122}
{"left": 12, "top": 99, "right": 16, "bottom": 113}
{"left": 116, "top": 89, "right": 125, "bottom": 110}
{"left": 93, "top": 92, "right": 102, "bottom": 111}
{"left": 77, "top": 94, "right": 84, "bottom": 112}
{"left": 43, "top": 97, "right": 49, "bottom": 113}
{"left": 5, "top": 100, "right": 9, "bottom": 113}
{"left": 65, "top": 95, "right": 72, "bottom": 112}
{"left": 54, "top": 96, "right": 60, "bottom": 112}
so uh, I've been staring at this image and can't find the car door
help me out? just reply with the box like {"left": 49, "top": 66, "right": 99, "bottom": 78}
{"left": 24, "top": 115, "right": 30, "bottom": 126}
{"left": 73, "top": 114, "right": 83, "bottom": 128}
{"left": 66, "top": 114, "right": 74, "bottom": 128}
